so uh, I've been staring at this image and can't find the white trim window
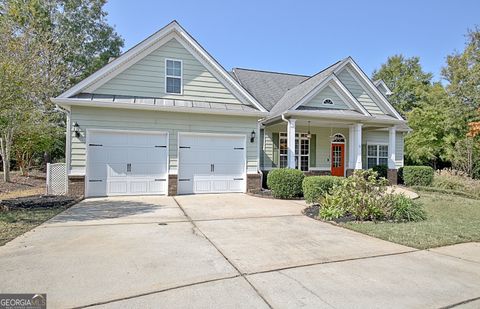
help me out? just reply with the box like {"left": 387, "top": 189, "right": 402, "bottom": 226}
{"left": 165, "top": 59, "right": 183, "bottom": 94}
{"left": 367, "top": 144, "right": 388, "bottom": 168}
{"left": 323, "top": 98, "right": 334, "bottom": 105}
{"left": 279, "top": 133, "right": 309, "bottom": 171}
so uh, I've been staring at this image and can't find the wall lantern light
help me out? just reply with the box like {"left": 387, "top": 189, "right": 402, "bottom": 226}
{"left": 73, "top": 122, "right": 81, "bottom": 138}
{"left": 250, "top": 130, "right": 256, "bottom": 143}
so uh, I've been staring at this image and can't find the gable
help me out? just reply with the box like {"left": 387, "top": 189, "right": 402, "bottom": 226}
{"left": 302, "top": 84, "right": 350, "bottom": 110}
{"left": 337, "top": 68, "right": 385, "bottom": 115}
{"left": 92, "top": 38, "right": 243, "bottom": 105}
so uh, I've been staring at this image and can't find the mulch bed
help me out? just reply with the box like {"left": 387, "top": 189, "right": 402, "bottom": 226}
{"left": 0, "top": 171, "right": 46, "bottom": 194}
{"left": 303, "top": 205, "right": 320, "bottom": 218}
{"left": 247, "top": 189, "right": 304, "bottom": 200}
{"left": 1, "top": 195, "right": 75, "bottom": 211}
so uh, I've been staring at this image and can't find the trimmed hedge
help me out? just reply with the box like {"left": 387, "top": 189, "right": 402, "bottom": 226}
{"left": 403, "top": 166, "right": 434, "bottom": 186}
{"left": 302, "top": 176, "right": 343, "bottom": 204}
{"left": 372, "top": 165, "right": 388, "bottom": 179}
{"left": 267, "top": 168, "right": 304, "bottom": 199}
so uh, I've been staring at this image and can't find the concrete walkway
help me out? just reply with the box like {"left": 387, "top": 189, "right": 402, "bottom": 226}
{"left": 0, "top": 194, "right": 478, "bottom": 308}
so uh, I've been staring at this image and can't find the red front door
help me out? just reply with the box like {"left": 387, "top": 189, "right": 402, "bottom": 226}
{"left": 331, "top": 143, "right": 345, "bottom": 176}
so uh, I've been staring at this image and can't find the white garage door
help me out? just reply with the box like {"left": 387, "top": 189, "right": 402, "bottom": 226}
{"left": 86, "top": 130, "right": 168, "bottom": 197}
{"left": 178, "top": 134, "right": 246, "bottom": 194}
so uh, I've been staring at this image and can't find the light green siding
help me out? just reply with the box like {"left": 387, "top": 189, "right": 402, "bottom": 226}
{"left": 261, "top": 124, "right": 349, "bottom": 171}
{"left": 303, "top": 84, "right": 350, "bottom": 110}
{"left": 363, "top": 130, "right": 404, "bottom": 168}
{"left": 337, "top": 69, "right": 385, "bottom": 115}
{"left": 70, "top": 106, "right": 259, "bottom": 174}
{"left": 93, "top": 38, "right": 244, "bottom": 105}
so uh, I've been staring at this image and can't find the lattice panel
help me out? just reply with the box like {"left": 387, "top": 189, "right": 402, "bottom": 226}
{"left": 46, "top": 163, "right": 67, "bottom": 195}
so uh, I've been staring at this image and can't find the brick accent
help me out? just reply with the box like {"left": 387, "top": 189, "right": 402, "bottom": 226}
{"left": 68, "top": 175, "right": 85, "bottom": 197}
{"left": 168, "top": 174, "right": 178, "bottom": 196}
{"left": 247, "top": 173, "right": 261, "bottom": 193}
{"left": 304, "top": 170, "right": 331, "bottom": 176}
{"left": 387, "top": 169, "right": 398, "bottom": 185}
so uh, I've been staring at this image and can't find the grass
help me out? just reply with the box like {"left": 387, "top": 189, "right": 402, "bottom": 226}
{"left": 0, "top": 205, "right": 70, "bottom": 246}
{"left": 342, "top": 191, "right": 480, "bottom": 249}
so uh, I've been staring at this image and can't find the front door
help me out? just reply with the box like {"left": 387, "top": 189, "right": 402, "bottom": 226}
{"left": 331, "top": 143, "right": 345, "bottom": 176}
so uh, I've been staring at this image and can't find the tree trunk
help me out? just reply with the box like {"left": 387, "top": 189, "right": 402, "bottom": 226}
{"left": 0, "top": 132, "right": 11, "bottom": 182}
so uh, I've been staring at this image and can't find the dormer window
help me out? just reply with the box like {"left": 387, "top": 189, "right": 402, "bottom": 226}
{"left": 323, "top": 98, "right": 334, "bottom": 105}
{"left": 165, "top": 59, "right": 182, "bottom": 94}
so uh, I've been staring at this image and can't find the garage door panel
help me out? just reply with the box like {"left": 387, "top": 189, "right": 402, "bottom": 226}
{"left": 87, "top": 131, "right": 168, "bottom": 197}
{"left": 89, "top": 163, "right": 107, "bottom": 179}
{"left": 178, "top": 134, "right": 246, "bottom": 194}
{"left": 108, "top": 181, "right": 128, "bottom": 194}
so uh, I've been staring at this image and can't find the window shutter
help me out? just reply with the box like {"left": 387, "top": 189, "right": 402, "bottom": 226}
{"left": 309, "top": 134, "right": 316, "bottom": 167}
{"left": 272, "top": 132, "right": 279, "bottom": 167}
{"left": 362, "top": 144, "right": 367, "bottom": 168}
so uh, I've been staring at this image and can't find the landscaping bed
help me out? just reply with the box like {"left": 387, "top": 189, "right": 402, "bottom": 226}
{"left": 341, "top": 191, "right": 480, "bottom": 249}
{"left": 0, "top": 171, "right": 46, "bottom": 200}
{"left": 0, "top": 195, "right": 76, "bottom": 246}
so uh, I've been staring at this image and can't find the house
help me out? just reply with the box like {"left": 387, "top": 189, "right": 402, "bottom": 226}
{"left": 52, "top": 21, "right": 408, "bottom": 198}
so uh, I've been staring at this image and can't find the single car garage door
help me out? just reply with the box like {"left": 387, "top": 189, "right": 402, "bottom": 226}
{"left": 178, "top": 133, "right": 246, "bottom": 194}
{"left": 86, "top": 130, "right": 168, "bottom": 197}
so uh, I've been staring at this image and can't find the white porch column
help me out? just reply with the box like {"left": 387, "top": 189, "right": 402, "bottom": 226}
{"left": 354, "top": 123, "right": 363, "bottom": 169}
{"left": 348, "top": 125, "right": 354, "bottom": 169}
{"left": 287, "top": 119, "right": 296, "bottom": 169}
{"left": 388, "top": 126, "right": 396, "bottom": 169}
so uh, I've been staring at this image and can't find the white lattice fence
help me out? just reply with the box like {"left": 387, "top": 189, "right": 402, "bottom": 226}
{"left": 46, "top": 163, "right": 67, "bottom": 195}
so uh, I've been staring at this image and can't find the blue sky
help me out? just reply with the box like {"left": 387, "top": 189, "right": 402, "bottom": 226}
{"left": 105, "top": 0, "right": 479, "bottom": 80}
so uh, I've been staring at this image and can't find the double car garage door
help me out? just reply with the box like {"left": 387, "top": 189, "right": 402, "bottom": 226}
{"left": 86, "top": 131, "right": 246, "bottom": 197}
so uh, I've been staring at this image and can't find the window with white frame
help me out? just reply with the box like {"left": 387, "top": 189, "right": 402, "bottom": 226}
{"left": 367, "top": 144, "right": 389, "bottom": 168}
{"left": 323, "top": 98, "right": 334, "bottom": 105}
{"left": 279, "top": 133, "right": 309, "bottom": 171}
{"left": 165, "top": 59, "right": 182, "bottom": 94}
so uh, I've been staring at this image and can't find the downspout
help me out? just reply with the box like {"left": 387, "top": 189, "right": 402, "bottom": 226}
{"left": 55, "top": 104, "right": 71, "bottom": 178}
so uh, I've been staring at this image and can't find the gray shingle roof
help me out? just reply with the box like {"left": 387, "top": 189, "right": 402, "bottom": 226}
{"left": 231, "top": 68, "right": 308, "bottom": 111}
{"left": 268, "top": 60, "right": 345, "bottom": 116}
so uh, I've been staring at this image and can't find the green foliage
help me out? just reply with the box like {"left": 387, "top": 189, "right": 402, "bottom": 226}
{"left": 432, "top": 169, "right": 480, "bottom": 199}
{"left": 372, "top": 55, "right": 433, "bottom": 115}
{"left": 318, "top": 170, "right": 426, "bottom": 222}
{"left": 319, "top": 170, "right": 389, "bottom": 221}
{"left": 302, "top": 176, "right": 343, "bottom": 204}
{"left": 267, "top": 168, "right": 304, "bottom": 199}
{"left": 387, "top": 194, "right": 426, "bottom": 222}
{"left": 372, "top": 165, "right": 388, "bottom": 179}
{"left": 397, "top": 167, "right": 404, "bottom": 184}
{"left": 403, "top": 166, "right": 434, "bottom": 186}
{"left": 442, "top": 26, "right": 480, "bottom": 109}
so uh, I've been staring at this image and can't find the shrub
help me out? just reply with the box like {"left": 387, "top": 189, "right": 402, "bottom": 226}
{"left": 372, "top": 165, "right": 388, "bottom": 179}
{"left": 267, "top": 168, "right": 304, "bottom": 199}
{"left": 318, "top": 169, "right": 389, "bottom": 221}
{"left": 397, "top": 167, "right": 404, "bottom": 184}
{"left": 403, "top": 166, "right": 434, "bottom": 186}
{"left": 317, "top": 169, "right": 427, "bottom": 222}
{"left": 387, "top": 194, "right": 426, "bottom": 222}
{"left": 432, "top": 168, "right": 480, "bottom": 199}
{"left": 302, "top": 176, "right": 343, "bottom": 204}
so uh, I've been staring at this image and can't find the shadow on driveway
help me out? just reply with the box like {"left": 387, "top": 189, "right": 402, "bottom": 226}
{"left": 47, "top": 197, "right": 184, "bottom": 225}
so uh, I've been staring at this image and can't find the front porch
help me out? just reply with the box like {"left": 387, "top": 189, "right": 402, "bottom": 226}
{"left": 260, "top": 116, "right": 402, "bottom": 183}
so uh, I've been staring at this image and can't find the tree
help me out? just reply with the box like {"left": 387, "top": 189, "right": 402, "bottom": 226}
{"left": 404, "top": 84, "right": 469, "bottom": 168}
{"left": 0, "top": 19, "right": 44, "bottom": 181}
{"left": 442, "top": 27, "right": 480, "bottom": 109}
{"left": 0, "top": 0, "right": 123, "bottom": 181}
{"left": 372, "top": 55, "right": 433, "bottom": 115}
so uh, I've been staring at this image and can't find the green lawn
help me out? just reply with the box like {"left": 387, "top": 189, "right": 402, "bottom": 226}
{"left": 342, "top": 191, "right": 480, "bottom": 249}
{"left": 0, "top": 206, "right": 69, "bottom": 246}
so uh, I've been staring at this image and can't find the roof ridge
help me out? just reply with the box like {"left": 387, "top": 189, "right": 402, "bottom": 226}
{"left": 232, "top": 67, "right": 310, "bottom": 77}
{"left": 296, "top": 60, "right": 343, "bottom": 86}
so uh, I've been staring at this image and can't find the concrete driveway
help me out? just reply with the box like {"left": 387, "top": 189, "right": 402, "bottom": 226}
{"left": 0, "top": 194, "right": 479, "bottom": 308}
